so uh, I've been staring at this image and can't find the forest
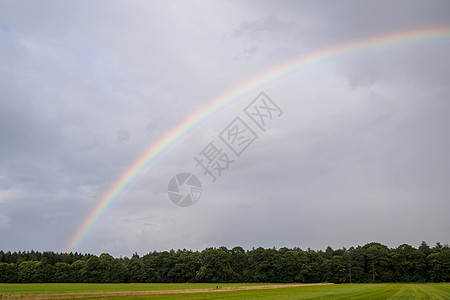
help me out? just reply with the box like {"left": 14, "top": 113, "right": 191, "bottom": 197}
{"left": 0, "top": 242, "right": 449, "bottom": 283}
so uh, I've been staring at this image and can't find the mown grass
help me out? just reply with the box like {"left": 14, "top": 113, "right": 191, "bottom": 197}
{"left": 81, "top": 283, "right": 450, "bottom": 299}
{"left": 0, "top": 282, "right": 284, "bottom": 295}
{"left": 0, "top": 283, "right": 449, "bottom": 299}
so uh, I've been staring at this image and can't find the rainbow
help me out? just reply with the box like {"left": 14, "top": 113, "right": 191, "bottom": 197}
{"left": 65, "top": 26, "right": 450, "bottom": 253}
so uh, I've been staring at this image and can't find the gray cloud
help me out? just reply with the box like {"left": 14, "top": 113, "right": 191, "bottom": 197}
{"left": 116, "top": 129, "right": 130, "bottom": 143}
{"left": 0, "top": 1, "right": 448, "bottom": 256}
{"left": 232, "top": 14, "right": 294, "bottom": 59}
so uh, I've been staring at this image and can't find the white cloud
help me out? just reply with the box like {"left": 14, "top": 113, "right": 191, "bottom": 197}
{"left": 0, "top": 214, "right": 11, "bottom": 229}
{"left": 0, "top": 189, "right": 24, "bottom": 203}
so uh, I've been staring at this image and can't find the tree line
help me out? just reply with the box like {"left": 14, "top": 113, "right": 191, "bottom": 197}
{"left": 0, "top": 242, "right": 449, "bottom": 283}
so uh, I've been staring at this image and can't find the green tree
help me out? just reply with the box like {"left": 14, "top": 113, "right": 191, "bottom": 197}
{"left": 248, "top": 248, "right": 282, "bottom": 282}
{"left": 98, "top": 253, "right": 114, "bottom": 282}
{"left": 343, "top": 248, "right": 353, "bottom": 283}
{"left": 364, "top": 243, "right": 392, "bottom": 282}
{"left": 35, "top": 259, "right": 54, "bottom": 282}
{"left": 392, "top": 244, "right": 426, "bottom": 282}
{"left": 84, "top": 256, "right": 102, "bottom": 282}
{"left": 54, "top": 262, "right": 72, "bottom": 282}
{"left": 330, "top": 255, "right": 347, "bottom": 283}
{"left": 110, "top": 259, "right": 127, "bottom": 283}
{"left": 18, "top": 261, "right": 39, "bottom": 283}
{"left": 0, "top": 263, "right": 18, "bottom": 282}
{"left": 300, "top": 250, "right": 323, "bottom": 283}
{"left": 167, "top": 250, "right": 200, "bottom": 283}
{"left": 142, "top": 251, "right": 175, "bottom": 283}
{"left": 428, "top": 249, "right": 450, "bottom": 282}
{"left": 196, "top": 248, "right": 234, "bottom": 282}
{"left": 128, "top": 257, "right": 147, "bottom": 283}
{"left": 418, "top": 241, "right": 432, "bottom": 281}
{"left": 278, "top": 248, "right": 300, "bottom": 283}
{"left": 230, "top": 247, "right": 248, "bottom": 282}
{"left": 71, "top": 260, "right": 87, "bottom": 282}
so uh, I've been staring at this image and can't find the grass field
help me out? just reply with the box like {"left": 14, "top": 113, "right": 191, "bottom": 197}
{"left": 0, "top": 283, "right": 449, "bottom": 299}
{"left": 0, "top": 283, "right": 277, "bottom": 295}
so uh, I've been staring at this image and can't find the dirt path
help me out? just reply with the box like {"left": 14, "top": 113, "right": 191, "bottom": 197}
{"left": 1, "top": 283, "right": 334, "bottom": 299}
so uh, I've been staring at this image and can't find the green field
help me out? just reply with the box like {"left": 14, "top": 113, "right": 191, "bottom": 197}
{"left": 0, "top": 283, "right": 275, "bottom": 295}
{"left": 0, "top": 283, "right": 449, "bottom": 299}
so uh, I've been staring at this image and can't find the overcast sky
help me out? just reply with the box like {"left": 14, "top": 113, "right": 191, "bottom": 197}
{"left": 1, "top": 0, "right": 449, "bottom": 257}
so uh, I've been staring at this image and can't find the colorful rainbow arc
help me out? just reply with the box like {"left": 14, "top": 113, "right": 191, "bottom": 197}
{"left": 65, "top": 26, "right": 450, "bottom": 253}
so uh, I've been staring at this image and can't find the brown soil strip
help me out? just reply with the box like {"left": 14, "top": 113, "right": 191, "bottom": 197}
{"left": 1, "top": 283, "right": 334, "bottom": 299}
